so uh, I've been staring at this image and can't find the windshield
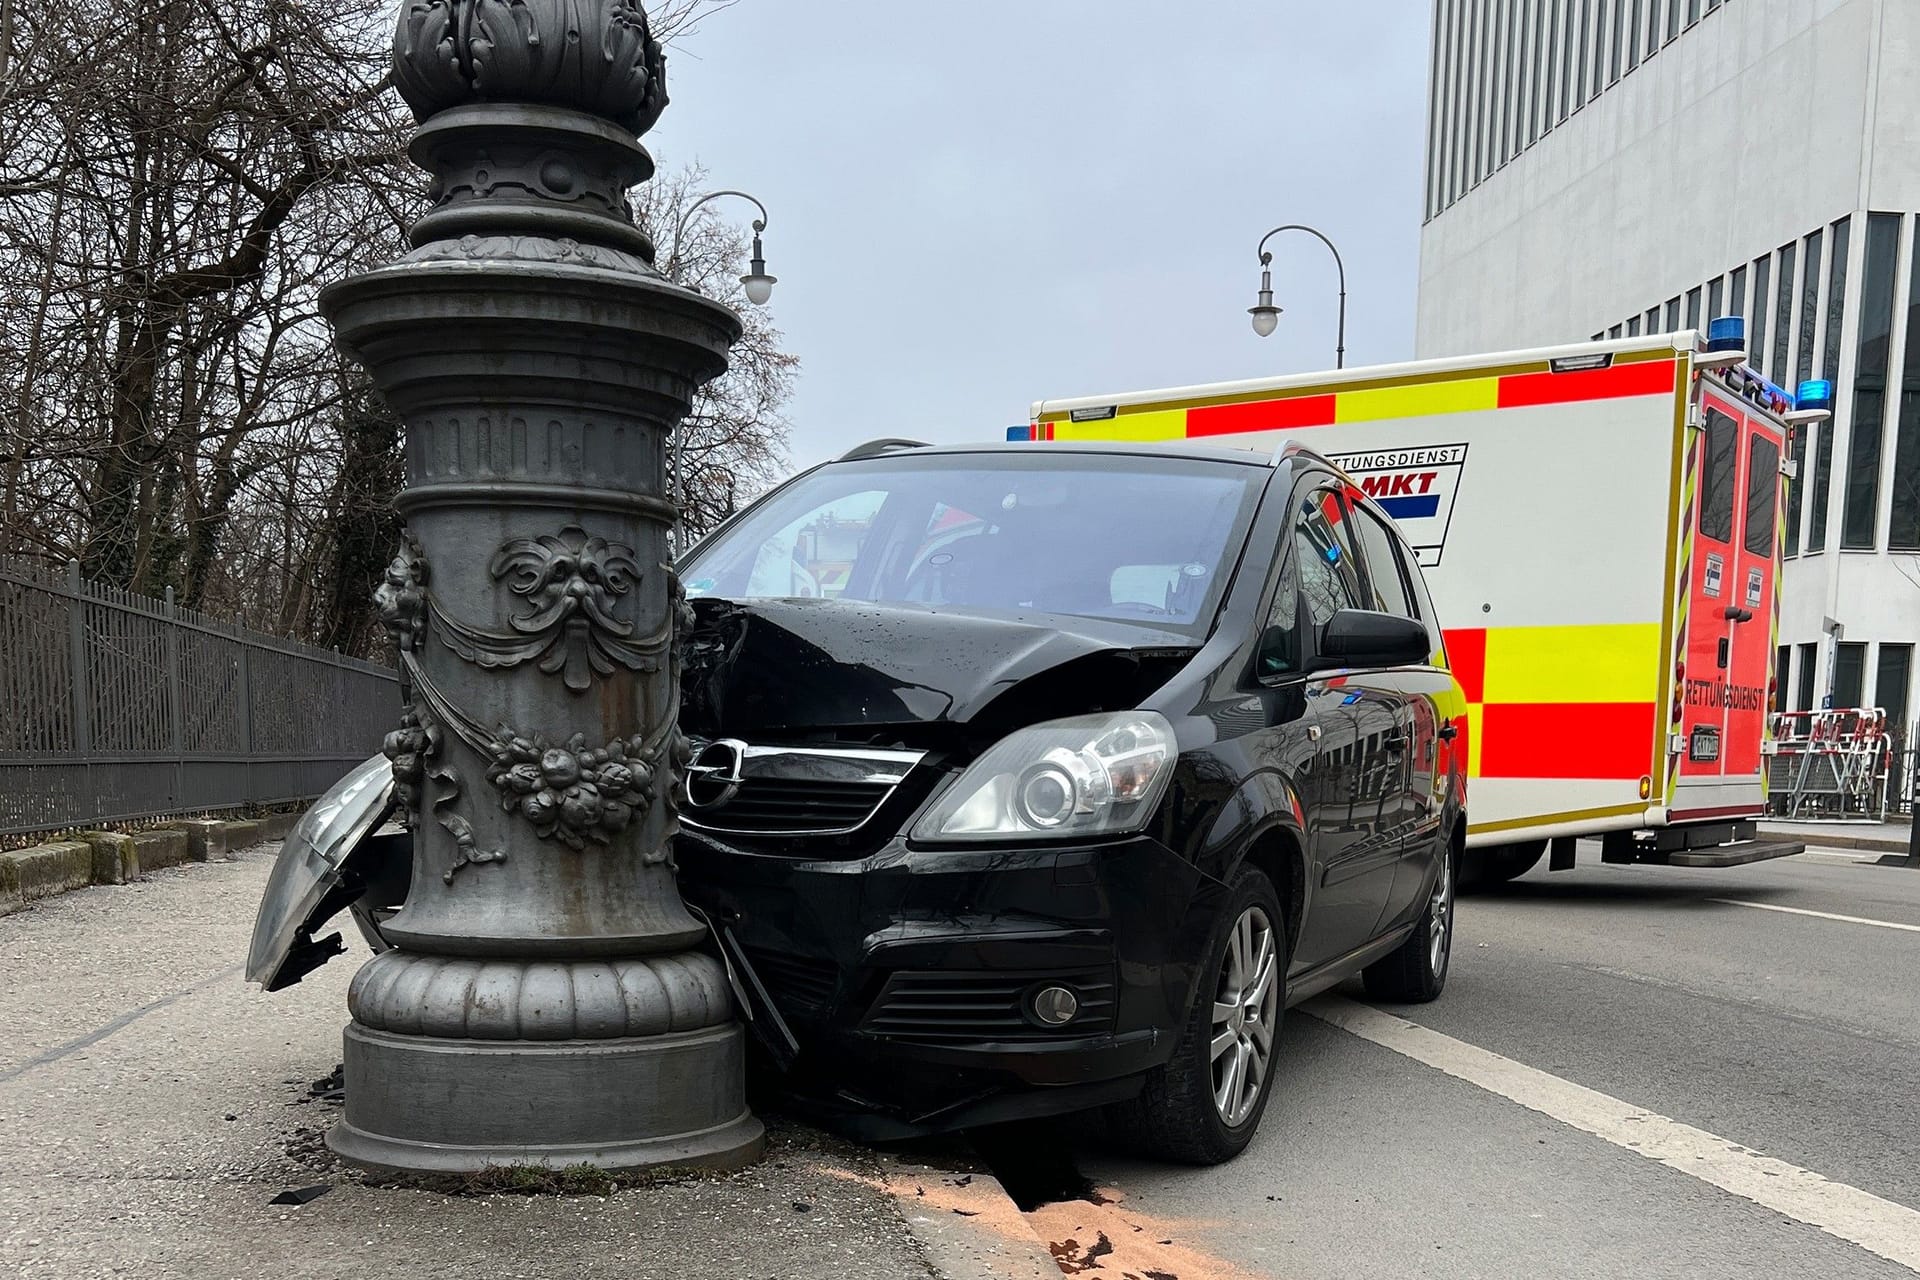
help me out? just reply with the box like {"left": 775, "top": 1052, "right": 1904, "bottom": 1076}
{"left": 682, "top": 453, "right": 1263, "bottom": 633}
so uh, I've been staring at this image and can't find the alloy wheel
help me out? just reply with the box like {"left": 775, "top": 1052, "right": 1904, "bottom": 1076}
{"left": 1429, "top": 848, "right": 1454, "bottom": 975}
{"left": 1210, "top": 904, "right": 1278, "bottom": 1127}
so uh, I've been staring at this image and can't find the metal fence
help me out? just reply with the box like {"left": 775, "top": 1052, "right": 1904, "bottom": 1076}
{"left": 0, "top": 557, "right": 398, "bottom": 837}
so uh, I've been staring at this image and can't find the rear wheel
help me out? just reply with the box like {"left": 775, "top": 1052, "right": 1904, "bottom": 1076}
{"left": 1363, "top": 836, "right": 1455, "bottom": 1003}
{"left": 1470, "top": 839, "right": 1546, "bottom": 887}
{"left": 1110, "top": 866, "right": 1284, "bottom": 1166}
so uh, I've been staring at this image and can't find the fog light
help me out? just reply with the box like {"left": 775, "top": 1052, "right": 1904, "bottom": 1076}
{"left": 1031, "top": 985, "right": 1079, "bottom": 1026}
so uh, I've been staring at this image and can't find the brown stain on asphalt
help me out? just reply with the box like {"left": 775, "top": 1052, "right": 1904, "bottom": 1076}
{"left": 1024, "top": 1186, "right": 1266, "bottom": 1280}
{"left": 824, "top": 1163, "right": 1266, "bottom": 1280}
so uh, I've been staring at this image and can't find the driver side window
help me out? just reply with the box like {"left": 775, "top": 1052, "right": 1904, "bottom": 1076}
{"left": 1295, "top": 487, "right": 1364, "bottom": 627}
{"left": 1261, "top": 484, "right": 1364, "bottom": 677}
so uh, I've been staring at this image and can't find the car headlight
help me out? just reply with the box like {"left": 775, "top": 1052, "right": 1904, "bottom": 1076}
{"left": 912, "top": 712, "right": 1177, "bottom": 842}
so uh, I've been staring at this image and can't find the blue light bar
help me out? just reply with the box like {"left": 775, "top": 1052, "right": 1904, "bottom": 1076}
{"left": 1707, "top": 315, "right": 1745, "bottom": 353}
{"left": 1006, "top": 425, "right": 1033, "bottom": 441}
{"left": 1796, "top": 379, "right": 1834, "bottom": 411}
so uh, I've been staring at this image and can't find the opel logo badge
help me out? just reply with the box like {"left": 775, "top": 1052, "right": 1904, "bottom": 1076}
{"left": 683, "top": 739, "right": 748, "bottom": 811}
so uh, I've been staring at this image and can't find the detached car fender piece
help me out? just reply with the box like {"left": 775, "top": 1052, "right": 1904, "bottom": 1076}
{"left": 246, "top": 755, "right": 397, "bottom": 992}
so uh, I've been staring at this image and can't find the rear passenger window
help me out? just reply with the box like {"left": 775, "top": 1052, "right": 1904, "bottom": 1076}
{"left": 1701, "top": 408, "right": 1738, "bottom": 543}
{"left": 1745, "top": 433, "right": 1779, "bottom": 555}
{"left": 1353, "top": 508, "right": 1416, "bottom": 619}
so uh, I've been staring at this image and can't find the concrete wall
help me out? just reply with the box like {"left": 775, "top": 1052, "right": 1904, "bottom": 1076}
{"left": 1417, "top": 0, "right": 1879, "bottom": 355}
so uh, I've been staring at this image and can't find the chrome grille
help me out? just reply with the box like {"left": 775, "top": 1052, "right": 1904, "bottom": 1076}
{"left": 680, "top": 742, "right": 922, "bottom": 837}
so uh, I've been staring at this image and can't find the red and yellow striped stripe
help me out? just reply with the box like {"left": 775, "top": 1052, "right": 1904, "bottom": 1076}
{"left": 1028, "top": 355, "right": 1679, "bottom": 441}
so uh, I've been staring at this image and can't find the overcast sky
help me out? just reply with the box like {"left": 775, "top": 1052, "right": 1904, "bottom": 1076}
{"left": 649, "top": 2, "right": 1432, "bottom": 470}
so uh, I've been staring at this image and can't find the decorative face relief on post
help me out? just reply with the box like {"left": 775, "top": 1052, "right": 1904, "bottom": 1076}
{"left": 392, "top": 0, "right": 670, "bottom": 134}
{"left": 434, "top": 524, "right": 670, "bottom": 691}
{"left": 375, "top": 532, "right": 431, "bottom": 654}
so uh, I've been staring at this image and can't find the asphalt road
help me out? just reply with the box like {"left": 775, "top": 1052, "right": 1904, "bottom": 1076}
{"left": 1019, "top": 845, "right": 1920, "bottom": 1280}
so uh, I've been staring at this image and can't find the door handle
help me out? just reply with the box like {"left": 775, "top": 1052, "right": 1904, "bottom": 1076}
{"left": 1383, "top": 732, "right": 1407, "bottom": 754}
{"left": 1438, "top": 722, "right": 1458, "bottom": 742}
{"left": 1723, "top": 606, "right": 1753, "bottom": 622}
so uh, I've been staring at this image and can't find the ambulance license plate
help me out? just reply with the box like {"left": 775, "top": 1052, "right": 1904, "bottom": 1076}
{"left": 1689, "top": 726, "right": 1721, "bottom": 763}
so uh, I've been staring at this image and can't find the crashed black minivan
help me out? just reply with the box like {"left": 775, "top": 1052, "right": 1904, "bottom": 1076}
{"left": 250, "top": 438, "right": 1466, "bottom": 1167}
{"left": 669, "top": 439, "right": 1466, "bottom": 1163}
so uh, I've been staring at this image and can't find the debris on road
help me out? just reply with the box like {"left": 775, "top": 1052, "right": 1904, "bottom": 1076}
{"left": 268, "top": 1184, "right": 332, "bottom": 1206}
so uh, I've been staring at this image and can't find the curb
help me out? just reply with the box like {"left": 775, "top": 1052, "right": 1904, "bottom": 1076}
{"left": 876, "top": 1153, "right": 1060, "bottom": 1280}
{"left": 1760, "top": 826, "right": 1913, "bottom": 856}
{"left": 0, "top": 817, "right": 291, "bottom": 918}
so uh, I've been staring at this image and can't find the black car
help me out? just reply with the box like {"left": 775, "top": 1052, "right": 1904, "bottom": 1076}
{"left": 672, "top": 438, "right": 1466, "bottom": 1164}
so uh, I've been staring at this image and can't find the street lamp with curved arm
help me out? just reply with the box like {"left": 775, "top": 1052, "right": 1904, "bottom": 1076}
{"left": 668, "top": 189, "right": 776, "bottom": 305}
{"left": 1249, "top": 224, "right": 1347, "bottom": 368}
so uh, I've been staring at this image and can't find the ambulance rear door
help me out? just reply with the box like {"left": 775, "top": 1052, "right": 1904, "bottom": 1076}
{"left": 1671, "top": 387, "right": 1783, "bottom": 818}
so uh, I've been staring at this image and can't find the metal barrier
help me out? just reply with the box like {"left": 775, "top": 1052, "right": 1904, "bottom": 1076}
{"left": 0, "top": 557, "right": 397, "bottom": 837}
{"left": 1767, "top": 708, "right": 1893, "bottom": 821}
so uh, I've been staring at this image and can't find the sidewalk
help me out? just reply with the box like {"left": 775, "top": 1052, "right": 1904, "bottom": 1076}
{"left": 1759, "top": 818, "right": 1915, "bottom": 858}
{"left": 0, "top": 844, "right": 1059, "bottom": 1280}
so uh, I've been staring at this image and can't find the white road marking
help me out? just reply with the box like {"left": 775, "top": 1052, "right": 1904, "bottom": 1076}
{"left": 1710, "top": 899, "right": 1920, "bottom": 934}
{"left": 1304, "top": 996, "right": 1920, "bottom": 1273}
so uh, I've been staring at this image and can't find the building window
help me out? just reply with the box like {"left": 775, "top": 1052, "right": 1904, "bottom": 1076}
{"left": 1559, "top": 0, "right": 1576, "bottom": 123}
{"left": 1589, "top": 0, "right": 1607, "bottom": 101}
{"left": 1666, "top": 0, "right": 1682, "bottom": 41}
{"left": 1785, "top": 422, "right": 1810, "bottom": 558}
{"left": 1824, "top": 215, "right": 1851, "bottom": 382}
{"left": 1772, "top": 241, "right": 1796, "bottom": 384}
{"left": 1627, "top": 315, "right": 1641, "bottom": 336}
{"left": 1686, "top": 0, "right": 1702, "bottom": 26}
{"left": 1729, "top": 264, "right": 1747, "bottom": 325}
{"left": 1843, "top": 213, "right": 1898, "bottom": 550}
{"left": 1878, "top": 645, "right": 1913, "bottom": 744}
{"left": 1627, "top": 0, "right": 1643, "bottom": 70}
{"left": 1795, "top": 642, "right": 1818, "bottom": 711}
{"left": 1609, "top": 323, "right": 1624, "bottom": 338}
{"left": 1774, "top": 645, "right": 1791, "bottom": 714}
{"left": 1707, "top": 276, "right": 1723, "bottom": 322}
{"left": 1646, "top": 305, "right": 1661, "bottom": 332}
{"left": 1685, "top": 286, "right": 1702, "bottom": 330}
{"left": 1803, "top": 228, "right": 1830, "bottom": 551}
{"left": 1575, "top": 0, "right": 1593, "bottom": 108}
{"left": 1609, "top": 0, "right": 1625, "bottom": 83}
{"left": 1834, "top": 642, "right": 1867, "bottom": 710}
{"left": 1798, "top": 228, "right": 1825, "bottom": 386}
{"left": 1665, "top": 296, "right": 1681, "bottom": 331}
{"left": 1750, "top": 253, "right": 1772, "bottom": 380}
{"left": 1893, "top": 215, "right": 1920, "bottom": 551}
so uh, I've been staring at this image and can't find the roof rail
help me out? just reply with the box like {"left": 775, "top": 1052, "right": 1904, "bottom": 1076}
{"left": 838, "top": 438, "right": 929, "bottom": 461}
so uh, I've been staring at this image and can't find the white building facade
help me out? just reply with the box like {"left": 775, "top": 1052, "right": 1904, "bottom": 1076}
{"left": 1417, "top": 0, "right": 1920, "bottom": 743}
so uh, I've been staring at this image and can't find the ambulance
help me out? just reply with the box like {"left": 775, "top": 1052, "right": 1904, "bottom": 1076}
{"left": 1024, "top": 325, "right": 1825, "bottom": 883}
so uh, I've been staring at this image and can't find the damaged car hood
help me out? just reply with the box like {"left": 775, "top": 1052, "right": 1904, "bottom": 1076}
{"left": 681, "top": 597, "right": 1197, "bottom": 739}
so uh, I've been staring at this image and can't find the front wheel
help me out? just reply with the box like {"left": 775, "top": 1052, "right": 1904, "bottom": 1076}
{"left": 1109, "top": 867, "right": 1285, "bottom": 1166}
{"left": 1363, "top": 837, "right": 1456, "bottom": 1003}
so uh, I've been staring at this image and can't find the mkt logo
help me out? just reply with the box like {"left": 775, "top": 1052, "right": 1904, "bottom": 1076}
{"left": 1324, "top": 443, "right": 1469, "bottom": 567}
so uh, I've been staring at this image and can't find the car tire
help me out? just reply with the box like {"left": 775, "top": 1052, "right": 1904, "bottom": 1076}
{"left": 1469, "top": 839, "right": 1545, "bottom": 887}
{"left": 1362, "top": 835, "right": 1456, "bottom": 1004}
{"left": 1108, "top": 866, "right": 1285, "bottom": 1166}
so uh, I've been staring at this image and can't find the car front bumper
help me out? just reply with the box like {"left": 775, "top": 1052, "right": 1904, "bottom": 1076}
{"left": 676, "top": 829, "right": 1221, "bottom": 1134}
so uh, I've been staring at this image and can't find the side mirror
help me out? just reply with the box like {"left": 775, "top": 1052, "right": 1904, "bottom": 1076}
{"left": 1313, "top": 609, "right": 1431, "bottom": 671}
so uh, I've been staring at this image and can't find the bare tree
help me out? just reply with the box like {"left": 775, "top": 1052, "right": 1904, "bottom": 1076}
{"left": 0, "top": 0, "right": 791, "bottom": 655}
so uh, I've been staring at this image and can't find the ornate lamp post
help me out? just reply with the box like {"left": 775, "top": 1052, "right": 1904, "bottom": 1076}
{"left": 662, "top": 189, "right": 775, "bottom": 552}
{"left": 1248, "top": 223, "right": 1348, "bottom": 368}
{"left": 319, "top": 0, "right": 763, "bottom": 1173}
